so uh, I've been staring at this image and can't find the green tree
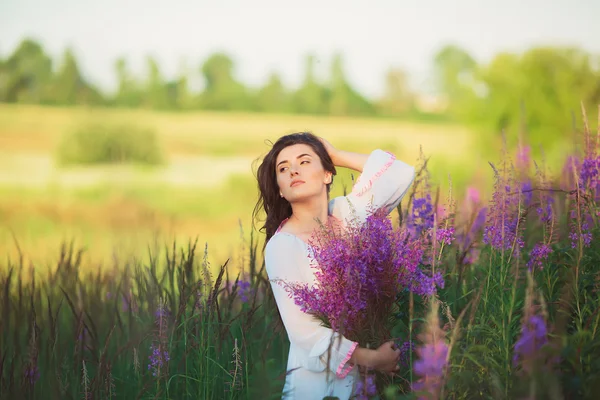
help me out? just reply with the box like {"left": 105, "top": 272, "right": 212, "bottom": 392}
{"left": 292, "top": 54, "right": 328, "bottom": 115}
{"left": 255, "top": 72, "right": 290, "bottom": 113}
{"left": 1, "top": 38, "right": 53, "bottom": 103}
{"left": 328, "top": 53, "right": 349, "bottom": 115}
{"left": 113, "top": 57, "right": 143, "bottom": 107}
{"left": 52, "top": 48, "right": 103, "bottom": 105}
{"left": 0, "top": 57, "right": 8, "bottom": 102}
{"left": 200, "top": 53, "right": 248, "bottom": 110}
{"left": 377, "top": 67, "right": 414, "bottom": 116}
{"left": 170, "top": 59, "right": 194, "bottom": 110}
{"left": 143, "top": 56, "right": 168, "bottom": 109}
{"left": 328, "top": 53, "right": 374, "bottom": 116}
{"left": 476, "top": 47, "right": 600, "bottom": 146}
{"left": 433, "top": 44, "right": 477, "bottom": 119}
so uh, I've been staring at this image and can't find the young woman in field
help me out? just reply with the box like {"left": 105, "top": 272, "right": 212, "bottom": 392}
{"left": 253, "top": 132, "right": 416, "bottom": 399}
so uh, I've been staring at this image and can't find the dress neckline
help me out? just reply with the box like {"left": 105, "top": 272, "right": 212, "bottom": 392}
{"left": 274, "top": 215, "right": 341, "bottom": 247}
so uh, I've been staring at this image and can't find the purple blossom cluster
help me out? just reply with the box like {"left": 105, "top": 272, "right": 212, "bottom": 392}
{"left": 578, "top": 156, "right": 599, "bottom": 192}
{"left": 236, "top": 279, "right": 252, "bottom": 303}
{"left": 148, "top": 344, "right": 170, "bottom": 377}
{"left": 559, "top": 153, "right": 598, "bottom": 249}
{"left": 483, "top": 181, "right": 525, "bottom": 253}
{"left": 398, "top": 340, "right": 415, "bottom": 367}
{"left": 148, "top": 302, "right": 170, "bottom": 378}
{"left": 563, "top": 153, "right": 600, "bottom": 199}
{"left": 403, "top": 269, "right": 445, "bottom": 297}
{"left": 526, "top": 243, "right": 552, "bottom": 270}
{"left": 409, "top": 194, "right": 435, "bottom": 236}
{"left": 411, "top": 299, "right": 450, "bottom": 400}
{"left": 520, "top": 180, "right": 534, "bottom": 208}
{"left": 569, "top": 208, "right": 594, "bottom": 249}
{"left": 455, "top": 187, "right": 487, "bottom": 266}
{"left": 282, "top": 208, "right": 445, "bottom": 343}
{"left": 513, "top": 314, "right": 548, "bottom": 374}
{"left": 412, "top": 315, "right": 449, "bottom": 400}
{"left": 536, "top": 198, "right": 554, "bottom": 225}
{"left": 436, "top": 227, "right": 455, "bottom": 246}
{"left": 413, "top": 342, "right": 448, "bottom": 385}
{"left": 24, "top": 364, "right": 39, "bottom": 386}
{"left": 354, "top": 373, "right": 377, "bottom": 399}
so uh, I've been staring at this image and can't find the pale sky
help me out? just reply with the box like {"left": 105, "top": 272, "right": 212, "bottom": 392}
{"left": 1, "top": 0, "right": 598, "bottom": 98}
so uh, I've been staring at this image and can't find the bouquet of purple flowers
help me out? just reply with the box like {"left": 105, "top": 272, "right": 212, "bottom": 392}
{"left": 281, "top": 207, "right": 445, "bottom": 348}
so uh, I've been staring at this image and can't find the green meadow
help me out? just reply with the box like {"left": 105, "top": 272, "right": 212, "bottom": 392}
{"left": 0, "top": 104, "right": 479, "bottom": 271}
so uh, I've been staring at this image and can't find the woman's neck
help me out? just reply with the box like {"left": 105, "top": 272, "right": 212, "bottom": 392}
{"left": 287, "top": 202, "right": 330, "bottom": 235}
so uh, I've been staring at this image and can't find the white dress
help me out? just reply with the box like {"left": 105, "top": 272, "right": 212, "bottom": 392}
{"left": 265, "top": 149, "right": 416, "bottom": 400}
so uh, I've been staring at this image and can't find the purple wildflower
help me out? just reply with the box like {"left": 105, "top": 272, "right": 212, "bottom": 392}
{"left": 24, "top": 319, "right": 39, "bottom": 387}
{"left": 402, "top": 269, "right": 445, "bottom": 297}
{"left": 536, "top": 199, "right": 554, "bottom": 225}
{"left": 238, "top": 280, "right": 252, "bottom": 303}
{"left": 436, "top": 227, "right": 455, "bottom": 246}
{"left": 569, "top": 230, "right": 593, "bottom": 249}
{"left": 409, "top": 194, "right": 435, "bottom": 237}
{"left": 520, "top": 180, "right": 533, "bottom": 208}
{"left": 354, "top": 373, "right": 377, "bottom": 399}
{"left": 569, "top": 207, "right": 594, "bottom": 249}
{"left": 24, "top": 364, "right": 39, "bottom": 386}
{"left": 148, "top": 344, "right": 170, "bottom": 377}
{"left": 413, "top": 342, "right": 448, "bottom": 379}
{"left": 456, "top": 202, "right": 487, "bottom": 266}
{"left": 398, "top": 340, "right": 415, "bottom": 367}
{"left": 148, "top": 301, "right": 170, "bottom": 378}
{"left": 412, "top": 301, "right": 449, "bottom": 400}
{"left": 532, "top": 157, "right": 555, "bottom": 226}
{"left": 483, "top": 176, "right": 525, "bottom": 253}
{"left": 513, "top": 315, "right": 548, "bottom": 373}
{"left": 526, "top": 243, "right": 552, "bottom": 270}
{"left": 154, "top": 304, "right": 170, "bottom": 320}
{"left": 579, "top": 156, "right": 599, "bottom": 191}
{"left": 78, "top": 326, "right": 89, "bottom": 342}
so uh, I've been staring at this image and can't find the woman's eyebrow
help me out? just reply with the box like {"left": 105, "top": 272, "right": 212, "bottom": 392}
{"left": 276, "top": 154, "right": 312, "bottom": 168}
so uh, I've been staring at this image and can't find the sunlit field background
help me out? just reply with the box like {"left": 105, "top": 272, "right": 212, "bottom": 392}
{"left": 0, "top": 103, "right": 485, "bottom": 270}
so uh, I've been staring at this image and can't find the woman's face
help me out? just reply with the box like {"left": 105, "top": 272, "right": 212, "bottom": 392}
{"left": 275, "top": 143, "right": 332, "bottom": 203}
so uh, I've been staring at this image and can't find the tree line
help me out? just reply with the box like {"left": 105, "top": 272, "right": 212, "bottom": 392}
{"left": 0, "top": 39, "right": 418, "bottom": 118}
{"left": 0, "top": 38, "right": 599, "bottom": 142}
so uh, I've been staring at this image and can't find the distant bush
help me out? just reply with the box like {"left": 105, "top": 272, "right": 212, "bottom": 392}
{"left": 56, "top": 121, "right": 165, "bottom": 166}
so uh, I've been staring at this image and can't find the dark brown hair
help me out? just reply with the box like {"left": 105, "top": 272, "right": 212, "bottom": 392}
{"left": 252, "top": 132, "right": 337, "bottom": 246}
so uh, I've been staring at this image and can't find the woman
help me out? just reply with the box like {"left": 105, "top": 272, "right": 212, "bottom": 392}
{"left": 253, "top": 132, "right": 416, "bottom": 399}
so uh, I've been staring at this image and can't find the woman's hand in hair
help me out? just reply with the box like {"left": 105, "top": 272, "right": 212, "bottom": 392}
{"left": 317, "top": 137, "right": 338, "bottom": 165}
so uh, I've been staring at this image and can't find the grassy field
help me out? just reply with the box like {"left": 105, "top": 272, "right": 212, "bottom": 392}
{"left": 1, "top": 103, "right": 598, "bottom": 399}
{"left": 1, "top": 104, "right": 483, "bottom": 271}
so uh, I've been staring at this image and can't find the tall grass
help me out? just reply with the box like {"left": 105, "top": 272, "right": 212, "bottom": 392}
{"left": 1, "top": 108, "right": 599, "bottom": 399}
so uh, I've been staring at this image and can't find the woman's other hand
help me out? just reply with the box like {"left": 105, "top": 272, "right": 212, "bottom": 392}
{"left": 371, "top": 341, "right": 401, "bottom": 375}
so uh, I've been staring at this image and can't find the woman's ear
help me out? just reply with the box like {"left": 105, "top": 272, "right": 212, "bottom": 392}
{"left": 324, "top": 173, "right": 332, "bottom": 184}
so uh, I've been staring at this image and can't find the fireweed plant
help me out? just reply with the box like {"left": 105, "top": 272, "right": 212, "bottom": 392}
{"left": 0, "top": 109, "right": 599, "bottom": 399}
